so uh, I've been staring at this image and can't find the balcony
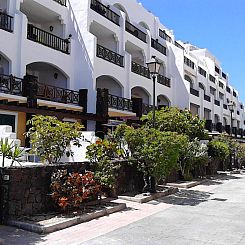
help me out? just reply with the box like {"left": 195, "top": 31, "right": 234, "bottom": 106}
{"left": 0, "top": 74, "right": 81, "bottom": 106}
{"left": 131, "top": 62, "right": 150, "bottom": 78}
{"left": 159, "top": 29, "right": 172, "bottom": 42}
{"left": 214, "top": 100, "right": 220, "bottom": 106}
{"left": 158, "top": 74, "right": 171, "bottom": 88}
{"left": 151, "top": 39, "right": 167, "bottom": 55}
{"left": 27, "top": 24, "right": 70, "bottom": 54}
{"left": 97, "top": 44, "right": 124, "bottom": 67}
{"left": 0, "top": 12, "right": 13, "bottom": 32}
{"left": 108, "top": 94, "right": 133, "bottom": 112}
{"left": 53, "top": 0, "right": 67, "bottom": 6}
{"left": 0, "top": 74, "right": 22, "bottom": 96}
{"left": 90, "top": 0, "right": 120, "bottom": 26}
{"left": 204, "top": 94, "right": 211, "bottom": 102}
{"left": 190, "top": 88, "right": 199, "bottom": 97}
{"left": 125, "top": 21, "right": 147, "bottom": 43}
{"left": 33, "top": 82, "right": 79, "bottom": 105}
{"left": 142, "top": 103, "right": 153, "bottom": 115}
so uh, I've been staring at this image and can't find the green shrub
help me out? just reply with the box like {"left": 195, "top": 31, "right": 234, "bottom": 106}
{"left": 26, "top": 115, "right": 83, "bottom": 164}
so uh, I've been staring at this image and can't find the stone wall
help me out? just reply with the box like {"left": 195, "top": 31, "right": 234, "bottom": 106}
{"left": 0, "top": 162, "right": 91, "bottom": 219}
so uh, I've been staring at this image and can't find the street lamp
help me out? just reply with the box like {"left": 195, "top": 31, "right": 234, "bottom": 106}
{"left": 146, "top": 56, "right": 161, "bottom": 128}
{"left": 228, "top": 102, "right": 234, "bottom": 135}
{"left": 228, "top": 102, "right": 235, "bottom": 170}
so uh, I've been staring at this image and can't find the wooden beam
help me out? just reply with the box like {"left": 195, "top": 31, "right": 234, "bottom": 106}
{"left": 0, "top": 104, "right": 105, "bottom": 122}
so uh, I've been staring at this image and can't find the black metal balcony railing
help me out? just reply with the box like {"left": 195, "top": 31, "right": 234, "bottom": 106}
{"left": 90, "top": 0, "right": 120, "bottom": 26}
{"left": 190, "top": 88, "right": 199, "bottom": 97}
{"left": 214, "top": 99, "right": 220, "bottom": 106}
{"left": 0, "top": 12, "right": 13, "bottom": 32}
{"left": 53, "top": 0, "right": 67, "bottom": 6}
{"left": 204, "top": 94, "right": 211, "bottom": 102}
{"left": 175, "top": 41, "right": 184, "bottom": 50}
{"left": 142, "top": 103, "right": 153, "bottom": 115}
{"left": 151, "top": 39, "right": 167, "bottom": 55}
{"left": 108, "top": 94, "right": 133, "bottom": 112}
{"left": 97, "top": 44, "right": 124, "bottom": 67}
{"left": 125, "top": 21, "right": 147, "bottom": 43}
{"left": 223, "top": 104, "right": 228, "bottom": 110}
{"left": 158, "top": 74, "right": 171, "bottom": 88}
{"left": 27, "top": 24, "right": 70, "bottom": 54}
{"left": 0, "top": 74, "right": 22, "bottom": 96}
{"left": 131, "top": 62, "right": 150, "bottom": 78}
{"left": 34, "top": 82, "right": 79, "bottom": 105}
{"left": 159, "top": 29, "right": 172, "bottom": 43}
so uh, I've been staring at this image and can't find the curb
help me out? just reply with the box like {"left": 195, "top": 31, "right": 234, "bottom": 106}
{"left": 166, "top": 180, "right": 205, "bottom": 189}
{"left": 7, "top": 203, "right": 126, "bottom": 234}
{"left": 118, "top": 187, "right": 178, "bottom": 204}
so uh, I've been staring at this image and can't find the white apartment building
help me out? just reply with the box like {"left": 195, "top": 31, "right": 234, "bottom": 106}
{"left": 71, "top": 0, "right": 245, "bottom": 137}
{"left": 0, "top": 0, "right": 244, "bottom": 144}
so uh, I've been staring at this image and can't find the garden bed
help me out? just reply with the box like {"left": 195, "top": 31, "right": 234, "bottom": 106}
{"left": 118, "top": 186, "right": 178, "bottom": 203}
{"left": 7, "top": 199, "right": 126, "bottom": 234}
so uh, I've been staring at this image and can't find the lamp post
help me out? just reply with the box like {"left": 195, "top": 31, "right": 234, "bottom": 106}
{"left": 228, "top": 102, "right": 234, "bottom": 135}
{"left": 228, "top": 102, "right": 235, "bottom": 170}
{"left": 144, "top": 56, "right": 160, "bottom": 194}
{"left": 146, "top": 56, "right": 161, "bottom": 128}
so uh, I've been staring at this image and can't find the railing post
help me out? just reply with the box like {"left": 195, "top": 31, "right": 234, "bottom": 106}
{"left": 23, "top": 75, "right": 38, "bottom": 108}
{"left": 79, "top": 89, "right": 88, "bottom": 113}
{"left": 132, "top": 97, "right": 143, "bottom": 118}
{"left": 216, "top": 122, "right": 223, "bottom": 133}
{"left": 205, "top": 120, "right": 212, "bottom": 132}
{"left": 96, "top": 88, "right": 109, "bottom": 119}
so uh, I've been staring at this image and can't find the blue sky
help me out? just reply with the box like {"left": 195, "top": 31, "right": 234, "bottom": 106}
{"left": 140, "top": 0, "right": 245, "bottom": 103}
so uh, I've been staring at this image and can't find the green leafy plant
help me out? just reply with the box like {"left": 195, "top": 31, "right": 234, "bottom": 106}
{"left": 86, "top": 139, "right": 123, "bottom": 190}
{"left": 236, "top": 144, "right": 245, "bottom": 168}
{"left": 26, "top": 115, "right": 84, "bottom": 164}
{"left": 178, "top": 138, "right": 209, "bottom": 180}
{"left": 142, "top": 107, "right": 207, "bottom": 140}
{"left": 123, "top": 126, "right": 187, "bottom": 179}
{"left": 207, "top": 140, "right": 230, "bottom": 174}
{"left": 0, "top": 138, "right": 13, "bottom": 167}
{"left": 9, "top": 145, "right": 25, "bottom": 167}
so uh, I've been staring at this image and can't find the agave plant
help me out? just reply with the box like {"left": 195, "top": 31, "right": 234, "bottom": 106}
{"left": 9, "top": 145, "right": 25, "bottom": 167}
{"left": 0, "top": 138, "right": 13, "bottom": 167}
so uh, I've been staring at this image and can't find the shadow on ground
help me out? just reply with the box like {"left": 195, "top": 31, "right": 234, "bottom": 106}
{"left": 0, "top": 225, "right": 45, "bottom": 245}
{"left": 202, "top": 174, "right": 242, "bottom": 186}
{"left": 155, "top": 189, "right": 212, "bottom": 206}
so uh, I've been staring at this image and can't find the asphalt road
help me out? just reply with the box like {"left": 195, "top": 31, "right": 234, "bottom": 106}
{"left": 82, "top": 174, "right": 245, "bottom": 245}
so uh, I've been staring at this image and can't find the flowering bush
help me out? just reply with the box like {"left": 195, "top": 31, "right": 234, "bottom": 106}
{"left": 50, "top": 170, "right": 101, "bottom": 211}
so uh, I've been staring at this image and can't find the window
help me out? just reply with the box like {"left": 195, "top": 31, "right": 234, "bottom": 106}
{"left": 209, "top": 74, "right": 216, "bottom": 83}
{"left": 233, "top": 91, "right": 237, "bottom": 97}
{"left": 198, "top": 67, "right": 207, "bottom": 77}
{"left": 219, "top": 92, "right": 224, "bottom": 100}
{"left": 215, "top": 66, "right": 220, "bottom": 74}
{"left": 199, "top": 83, "right": 205, "bottom": 90}
{"left": 0, "top": 114, "right": 16, "bottom": 132}
{"left": 219, "top": 81, "right": 224, "bottom": 88}
{"left": 240, "top": 104, "right": 244, "bottom": 109}
{"left": 222, "top": 72, "right": 227, "bottom": 79}
{"left": 226, "top": 86, "right": 231, "bottom": 93}
{"left": 210, "top": 86, "right": 216, "bottom": 95}
{"left": 184, "top": 57, "right": 195, "bottom": 69}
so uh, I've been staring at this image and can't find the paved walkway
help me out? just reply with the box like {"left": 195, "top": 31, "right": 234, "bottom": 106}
{"left": 0, "top": 174, "right": 245, "bottom": 245}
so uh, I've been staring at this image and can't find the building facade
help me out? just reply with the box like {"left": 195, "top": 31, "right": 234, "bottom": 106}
{"left": 71, "top": 0, "right": 245, "bottom": 137}
{"left": 0, "top": 0, "right": 245, "bottom": 145}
